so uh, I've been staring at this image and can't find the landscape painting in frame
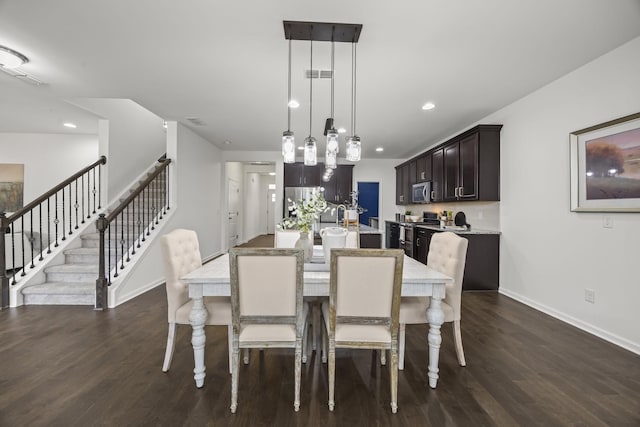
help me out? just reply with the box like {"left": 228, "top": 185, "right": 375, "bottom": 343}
{"left": 0, "top": 163, "right": 25, "bottom": 213}
{"left": 571, "top": 112, "right": 640, "bottom": 212}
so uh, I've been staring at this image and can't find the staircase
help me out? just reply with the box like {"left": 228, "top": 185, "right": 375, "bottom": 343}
{"left": 20, "top": 169, "right": 168, "bottom": 306}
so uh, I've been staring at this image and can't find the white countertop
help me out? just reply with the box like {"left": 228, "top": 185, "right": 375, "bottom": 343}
{"left": 317, "top": 222, "right": 382, "bottom": 234}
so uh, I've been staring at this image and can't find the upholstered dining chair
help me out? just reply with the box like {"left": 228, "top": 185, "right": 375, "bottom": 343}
{"left": 321, "top": 248, "right": 404, "bottom": 413}
{"left": 398, "top": 231, "right": 468, "bottom": 369}
{"left": 228, "top": 247, "right": 306, "bottom": 413}
{"left": 160, "top": 228, "right": 232, "bottom": 374}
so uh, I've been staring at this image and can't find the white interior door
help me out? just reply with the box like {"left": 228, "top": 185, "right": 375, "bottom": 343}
{"left": 228, "top": 178, "right": 240, "bottom": 248}
{"left": 267, "top": 189, "right": 276, "bottom": 234}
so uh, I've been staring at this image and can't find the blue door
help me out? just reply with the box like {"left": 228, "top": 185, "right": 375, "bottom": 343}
{"left": 357, "top": 182, "right": 379, "bottom": 226}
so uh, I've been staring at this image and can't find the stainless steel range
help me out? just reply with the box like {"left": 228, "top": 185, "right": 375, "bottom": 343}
{"left": 398, "top": 212, "right": 439, "bottom": 257}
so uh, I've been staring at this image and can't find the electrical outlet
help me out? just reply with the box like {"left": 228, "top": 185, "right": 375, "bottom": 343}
{"left": 585, "top": 289, "right": 595, "bottom": 304}
{"left": 603, "top": 215, "right": 613, "bottom": 228}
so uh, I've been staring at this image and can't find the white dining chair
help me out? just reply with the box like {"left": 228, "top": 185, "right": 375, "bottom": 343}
{"left": 228, "top": 247, "right": 307, "bottom": 413}
{"left": 160, "top": 229, "right": 233, "bottom": 374}
{"left": 274, "top": 228, "right": 314, "bottom": 362}
{"left": 321, "top": 248, "right": 404, "bottom": 413}
{"left": 399, "top": 231, "right": 468, "bottom": 369}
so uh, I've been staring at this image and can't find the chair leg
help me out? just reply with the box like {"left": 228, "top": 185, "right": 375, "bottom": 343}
{"left": 162, "top": 323, "right": 177, "bottom": 372}
{"left": 302, "top": 319, "right": 309, "bottom": 363}
{"left": 321, "top": 322, "right": 327, "bottom": 364}
{"left": 294, "top": 339, "right": 302, "bottom": 412}
{"left": 390, "top": 346, "right": 398, "bottom": 414}
{"left": 328, "top": 343, "right": 335, "bottom": 411}
{"left": 230, "top": 341, "right": 240, "bottom": 413}
{"left": 227, "top": 325, "right": 233, "bottom": 374}
{"left": 453, "top": 320, "right": 466, "bottom": 366}
{"left": 398, "top": 323, "right": 406, "bottom": 371}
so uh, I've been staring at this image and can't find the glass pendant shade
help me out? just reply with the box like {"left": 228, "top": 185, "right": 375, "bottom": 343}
{"left": 346, "top": 135, "right": 361, "bottom": 162}
{"left": 282, "top": 131, "right": 295, "bottom": 163}
{"left": 325, "top": 149, "right": 337, "bottom": 169}
{"left": 326, "top": 129, "right": 339, "bottom": 154}
{"left": 304, "top": 136, "right": 317, "bottom": 166}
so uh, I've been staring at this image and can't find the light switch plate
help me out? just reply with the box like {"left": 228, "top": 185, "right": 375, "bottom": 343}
{"left": 603, "top": 215, "right": 613, "bottom": 228}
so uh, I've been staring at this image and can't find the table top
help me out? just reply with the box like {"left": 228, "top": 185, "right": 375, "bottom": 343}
{"left": 182, "top": 247, "right": 452, "bottom": 298}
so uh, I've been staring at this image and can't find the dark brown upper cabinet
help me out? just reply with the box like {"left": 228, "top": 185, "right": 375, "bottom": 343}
{"left": 284, "top": 162, "right": 322, "bottom": 187}
{"left": 416, "top": 153, "right": 432, "bottom": 183}
{"left": 395, "top": 163, "right": 410, "bottom": 205}
{"left": 323, "top": 164, "right": 354, "bottom": 204}
{"left": 395, "top": 124, "right": 501, "bottom": 205}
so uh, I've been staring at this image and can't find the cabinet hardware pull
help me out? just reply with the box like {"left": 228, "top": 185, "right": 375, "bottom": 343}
{"left": 454, "top": 187, "right": 459, "bottom": 198}
{"left": 459, "top": 186, "right": 464, "bottom": 196}
{"left": 431, "top": 190, "right": 435, "bottom": 200}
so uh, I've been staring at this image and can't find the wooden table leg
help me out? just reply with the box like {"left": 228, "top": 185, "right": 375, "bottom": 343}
{"left": 189, "top": 295, "right": 208, "bottom": 388}
{"left": 426, "top": 295, "right": 444, "bottom": 388}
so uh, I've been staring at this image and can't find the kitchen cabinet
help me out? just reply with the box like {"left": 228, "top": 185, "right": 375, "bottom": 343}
{"left": 443, "top": 126, "right": 501, "bottom": 201}
{"left": 323, "top": 164, "right": 353, "bottom": 204}
{"left": 431, "top": 149, "right": 444, "bottom": 202}
{"left": 415, "top": 227, "right": 500, "bottom": 291}
{"left": 395, "top": 164, "right": 410, "bottom": 205}
{"left": 414, "top": 227, "right": 430, "bottom": 264}
{"left": 360, "top": 233, "right": 382, "bottom": 248}
{"left": 394, "top": 124, "right": 501, "bottom": 205}
{"left": 284, "top": 162, "right": 322, "bottom": 187}
{"left": 416, "top": 153, "right": 432, "bottom": 182}
{"left": 385, "top": 221, "right": 400, "bottom": 249}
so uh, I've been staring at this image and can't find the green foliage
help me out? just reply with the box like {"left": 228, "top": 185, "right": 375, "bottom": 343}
{"left": 279, "top": 189, "right": 329, "bottom": 232}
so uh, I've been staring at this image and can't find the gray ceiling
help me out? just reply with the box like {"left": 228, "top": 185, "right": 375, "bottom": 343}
{"left": 1, "top": 0, "right": 640, "bottom": 159}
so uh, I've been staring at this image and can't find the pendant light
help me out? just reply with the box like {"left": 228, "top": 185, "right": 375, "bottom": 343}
{"left": 304, "top": 32, "right": 317, "bottom": 166}
{"left": 282, "top": 36, "right": 295, "bottom": 163}
{"left": 325, "top": 31, "right": 339, "bottom": 168}
{"left": 346, "top": 41, "right": 361, "bottom": 162}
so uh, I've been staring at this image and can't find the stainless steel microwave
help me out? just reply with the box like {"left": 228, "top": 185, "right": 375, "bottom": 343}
{"left": 411, "top": 181, "right": 431, "bottom": 204}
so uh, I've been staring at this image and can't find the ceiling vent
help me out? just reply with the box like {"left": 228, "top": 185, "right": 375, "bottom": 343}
{"left": 185, "top": 117, "right": 206, "bottom": 126}
{"left": 305, "top": 69, "right": 333, "bottom": 79}
{"left": 0, "top": 66, "right": 45, "bottom": 86}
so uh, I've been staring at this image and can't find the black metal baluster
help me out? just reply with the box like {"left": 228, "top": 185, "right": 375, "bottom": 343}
{"left": 61, "top": 188, "right": 66, "bottom": 241}
{"left": 38, "top": 205, "right": 43, "bottom": 261}
{"left": 29, "top": 211, "right": 35, "bottom": 268}
{"left": 120, "top": 213, "right": 125, "bottom": 270}
{"left": 10, "top": 225, "right": 17, "bottom": 284}
{"left": 74, "top": 179, "right": 79, "bottom": 230}
{"left": 141, "top": 186, "right": 146, "bottom": 242}
{"left": 146, "top": 186, "right": 151, "bottom": 235}
{"left": 108, "top": 225, "right": 112, "bottom": 283}
{"left": 98, "top": 164, "right": 102, "bottom": 210}
{"left": 166, "top": 165, "right": 170, "bottom": 211}
{"left": 82, "top": 172, "right": 86, "bottom": 222}
{"left": 151, "top": 177, "right": 157, "bottom": 229}
{"left": 21, "top": 217, "right": 26, "bottom": 276}
{"left": 131, "top": 200, "right": 137, "bottom": 255}
{"left": 47, "top": 198, "right": 51, "bottom": 254}
{"left": 54, "top": 193, "right": 60, "bottom": 247}
{"left": 92, "top": 167, "right": 97, "bottom": 213}
{"left": 136, "top": 193, "right": 142, "bottom": 248}
{"left": 157, "top": 176, "right": 163, "bottom": 221}
{"left": 125, "top": 206, "right": 130, "bottom": 262}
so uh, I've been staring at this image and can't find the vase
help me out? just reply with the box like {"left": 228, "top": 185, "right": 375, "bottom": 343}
{"left": 294, "top": 231, "right": 313, "bottom": 262}
{"left": 320, "top": 227, "right": 348, "bottom": 264}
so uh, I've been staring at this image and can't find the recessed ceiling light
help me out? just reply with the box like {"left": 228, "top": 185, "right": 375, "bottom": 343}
{"left": 288, "top": 99, "right": 300, "bottom": 108}
{"left": 63, "top": 122, "right": 77, "bottom": 129}
{"left": 268, "top": 172, "right": 276, "bottom": 176}
{"left": 376, "top": 147, "right": 384, "bottom": 152}
{"left": 0, "top": 45, "right": 29, "bottom": 69}
{"left": 422, "top": 102, "right": 436, "bottom": 111}
{"left": 297, "top": 145, "right": 304, "bottom": 150}
{"left": 224, "top": 140, "right": 232, "bottom": 145}
{"left": 337, "top": 127, "right": 346, "bottom": 134}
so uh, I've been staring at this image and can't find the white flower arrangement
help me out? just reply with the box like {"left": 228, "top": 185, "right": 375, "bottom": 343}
{"left": 279, "top": 188, "right": 329, "bottom": 232}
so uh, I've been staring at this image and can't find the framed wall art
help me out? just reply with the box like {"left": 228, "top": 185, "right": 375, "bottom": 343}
{"left": 0, "top": 163, "right": 24, "bottom": 213}
{"left": 570, "top": 112, "right": 640, "bottom": 212}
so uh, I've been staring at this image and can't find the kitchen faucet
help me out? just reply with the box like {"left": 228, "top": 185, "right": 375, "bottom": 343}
{"left": 336, "top": 204, "right": 347, "bottom": 226}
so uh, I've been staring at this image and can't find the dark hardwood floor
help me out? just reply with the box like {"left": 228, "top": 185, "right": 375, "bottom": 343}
{"left": 1, "top": 235, "right": 638, "bottom": 426}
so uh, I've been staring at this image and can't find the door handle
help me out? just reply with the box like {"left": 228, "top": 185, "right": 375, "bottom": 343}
{"left": 459, "top": 186, "right": 464, "bottom": 196}
{"left": 431, "top": 190, "right": 435, "bottom": 200}
{"left": 422, "top": 185, "right": 428, "bottom": 201}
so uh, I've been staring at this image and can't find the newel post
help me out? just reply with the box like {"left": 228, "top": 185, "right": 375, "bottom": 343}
{"left": 95, "top": 213, "right": 108, "bottom": 310}
{"left": 0, "top": 212, "right": 8, "bottom": 309}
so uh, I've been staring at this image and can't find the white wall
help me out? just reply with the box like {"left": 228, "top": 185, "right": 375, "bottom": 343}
{"left": 111, "top": 122, "right": 223, "bottom": 304}
{"left": 0, "top": 133, "right": 98, "bottom": 206}
{"left": 72, "top": 99, "right": 166, "bottom": 201}
{"left": 244, "top": 172, "right": 262, "bottom": 240}
{"left": 484, "top": 36, "right": 640, "bottom": 353}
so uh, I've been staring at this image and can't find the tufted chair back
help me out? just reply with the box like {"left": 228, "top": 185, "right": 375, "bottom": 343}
{"left": 426, "top": 232, "right": 468, "bottom": 321}
{"left": 160, "top": 229, "right": 203, "bottom": 324}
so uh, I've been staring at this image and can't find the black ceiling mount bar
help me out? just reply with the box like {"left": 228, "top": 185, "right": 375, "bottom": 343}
{"left": 283, "top": 21, "right": 362, "bottom": 43}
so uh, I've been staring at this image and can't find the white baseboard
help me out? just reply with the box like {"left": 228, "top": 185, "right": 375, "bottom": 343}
{"left": 499, "top": 288, "right": 640, "bottom": 355}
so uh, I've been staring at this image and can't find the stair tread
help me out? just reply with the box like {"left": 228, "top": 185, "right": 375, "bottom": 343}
{"left": 45, "top": 264, "right": 99, "bottom": 273}
{"left": 22, "top": 282, "right": 94, "bottom": 295}
{"left": 64, "top": 247, "right": 99, "bottom": 255}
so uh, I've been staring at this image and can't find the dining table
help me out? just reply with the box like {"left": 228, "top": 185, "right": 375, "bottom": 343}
{"left": 180, "top": 247, "right": 453, "bottom": 390}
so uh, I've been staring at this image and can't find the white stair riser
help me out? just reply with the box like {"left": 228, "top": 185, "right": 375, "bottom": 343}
{"left": 46, "top": 271, "right": 97, "bottom": 283}
{"left": 24, "top": 293, "right": 94, "bottom": 305}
